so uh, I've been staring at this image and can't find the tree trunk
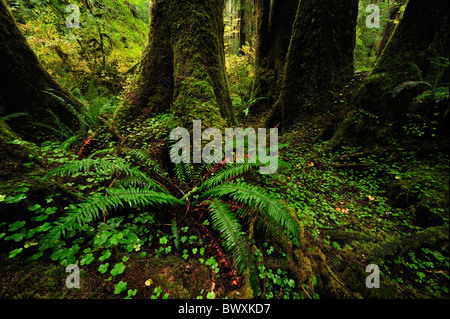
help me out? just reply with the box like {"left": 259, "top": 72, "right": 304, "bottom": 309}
{"left": 354, "top": 0, "right": 449, "bottom": 123}
{"left": 253, "top": 0, "right": 299, "bottom": 107}
{"left": 374, "top": 0, "right": 407, "bottom": 58}
{"left": 269, "top": 0, "right": 359, "bottom": 129}
{"left": 0, "top": 1, "right": 81, "bottom": 138}
{"left": 116, "top": 0, "right": 236, "bottom": 129}
{"left": 238, "top": 0, "right": 246, "bottom": 52}
{"left": 0, "top": 119, "right": 42, "bottom": 176}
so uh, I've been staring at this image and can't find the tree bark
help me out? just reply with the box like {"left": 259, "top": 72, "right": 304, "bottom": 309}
{"left": 238, "top": 0, "right": 246, "bottom": 52}
{"left": 0, "top": 1, "right": 81, "bottom": 138}
{"left": 269, "top": 0, "right": 359, "bottom": 129}
{"left": 0, "top": 119, "right": 42, "bottom": 176}
{"left": 115, "top": 0, "right": 236, "bottom": 129}
{"left": 253, "top": 0, "right": 299, "bottom": 107}
{"left": 354, "top": 0, "right": 449, "bottom": 123}
{"left": 374, "top": 0, "right": 407, "bottom": 58}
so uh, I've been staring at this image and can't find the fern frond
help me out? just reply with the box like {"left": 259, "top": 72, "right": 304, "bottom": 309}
{"left": 46, "top": 109, "right": 75, "bottom": 138}
{"left": 43, "top": 89, "right": 66, "bottom": 105}
{"left": 44, "top": 158, "right": 112, "bottom": 178}
{"left": 117, "top": 176, "right": 155, "bottom": 188}
{"left": 198, "top": 163, "right": 258, "bottom": 191}
{"left": 2, "top": 112, "right": 30, "bottom": 122}
{"left": 174, "top": 162, "right": 195, "bottom": 185}
{"left": 44, "top": 157, "right": 165, "bottom": 192}
{"left": 58, "top": 135, "right": 82, "bottom": 150}
{"left": 393, "top": 81, "right": 433, "bottom": 98}
{"left": 65, "top": 103, "right": 90, "bottom": 130}
{"left": 41, "top": 187, "right": 183, "bottom": 250}
{"left": 88, "top": 147, "right": 114, "bottom": 158}
{"left": 205, "top": 199, "right": 250, "bottom": 274}
{"left": 128, "top": 149, "right": 165, "bottom": 176}
{"left": 203, "top": 182, "right": 299, "bottom": 238}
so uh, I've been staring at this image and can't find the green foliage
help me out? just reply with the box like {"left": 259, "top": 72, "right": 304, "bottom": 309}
{"left": 10, "top": 0, "right": 149, "bottom": 95}
{"left": 205, "top": 199, "right": 249, "bottom": 273}
{"left": 354, "top": 1, "right": 394, "bottom": 71}
{"left": 232, "top": 89, "right": 266, "bottom": 118}
{"left": 393, "top": 58, "right": 449, "bottom": 138}
{"left": 172, "top": 158, "right": 299, "bottom": 296}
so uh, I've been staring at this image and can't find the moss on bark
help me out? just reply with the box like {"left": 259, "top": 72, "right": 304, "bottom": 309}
{"left": 0, "top": 1, "right": 81, "bottom": 138}
{"left": 0, "top": 119, "right": 42, "bottom": 175}
{"left": 115, "top": 0, "right": 236, "bottom": 129}
{"left": 269, "top": 0, "right": 358, "bottom": 130}
{"left": 253, "top": 0, "right": 298, "bottom": 108}
{"left": 353, "top": 0, "right": 449, "bottom": 123}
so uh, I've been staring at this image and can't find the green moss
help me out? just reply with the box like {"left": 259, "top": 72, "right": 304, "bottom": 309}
{"left": 171, "top": 77, "right": 227, "bottom": 130}
{"left": 115, "top": 0, "right": 235, "bottom": 128}
{"left": 0, "top": 119, "right": 43, "bottom": 171}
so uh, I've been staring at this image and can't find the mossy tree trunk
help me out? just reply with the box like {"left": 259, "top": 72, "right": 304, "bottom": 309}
{"left": 268, "top": 0, "right": 358, "bottom": 129}
{"left": 0, "top": 1, "right": 81, "bottom": 138}
{"left": 116, "top": 0, "right": 236, "bottom": 129}
{"left": 253, "top": 0, "right": 299, "bottom": 108}
{"left": 0, "top": 119, "right": 42, "bottom": 175}
{"left": 374, "top": 0, "right": 407, "bottom": 58}
{"left": 238, "top": 0, "right": 247, "bottom": 52}
{"left": 354, "top": 0, "right": 449, "bottom": 123}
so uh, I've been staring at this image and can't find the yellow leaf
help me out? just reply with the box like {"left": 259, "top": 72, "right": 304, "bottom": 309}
{"left": 145, "top": 279, "right": 153, "bottom": 287}
{"left": 368, "top": 196, "right": 375, "bottom": 201}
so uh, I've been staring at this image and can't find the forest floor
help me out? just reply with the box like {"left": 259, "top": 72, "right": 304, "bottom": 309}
{"left": 0, "top": 74, "right": 448, "bottom": 300}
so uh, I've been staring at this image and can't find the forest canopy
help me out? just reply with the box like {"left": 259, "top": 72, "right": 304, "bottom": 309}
{"left": 0, "top": 0, "right": 448, "bottom": 304}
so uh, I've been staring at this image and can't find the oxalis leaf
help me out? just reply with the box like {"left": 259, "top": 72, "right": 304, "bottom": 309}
{"left": 9, "top": 248, "right": 23, "bottom": 258}
{"left": 111, "top": 262, "right": 126, "bottom": 276}
{"left": 114, "top": 281, "right": 127, "bottom": 294}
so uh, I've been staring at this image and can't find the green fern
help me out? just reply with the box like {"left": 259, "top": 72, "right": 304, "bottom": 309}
{"left": 39, "top": 145, "right": 297, "bottom": 297}
{"left": 128, "top": 149, "right": 166, "bottom": 177}
{"left": 205, "top": 199, "right": 250, "bottom": 272}
{"left": 198, "top": 162, "right": 258, "bottom": 190}
{"left": 203, "top": 181, "right": 299, "bottom": 238}
{"left": 41, "top": 187, "right": 183, "bottom": 250}
{"left": 1, "top": 112, "right": 30, "bottom": 122}
{"left": 174, "top": 162, "right": 299, "bottom": 296}
{"left": 44, "top": 157, "right": 165, "bottom": 192}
